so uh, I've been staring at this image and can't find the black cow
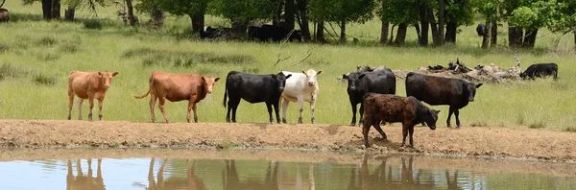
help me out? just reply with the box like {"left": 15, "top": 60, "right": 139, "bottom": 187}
{"left": 343, "top": 68, "right": 396, "bottom": 126}
{"left": 200, "top": 26, "right": 232, "bottom": 39}
{"left": 223, "top": 71, "right": 292, "bottom": 123}
{"left": 520, "top": 63, "right": 558, "bottom": 80}
{"left": 476, "top": 24, "right": 485, "bottom": 36}
{"left": 405, "top": 72, "right": 482, "bottom": 128}
{"left": 248, "top": 24, "right": 302, "bottom": 42}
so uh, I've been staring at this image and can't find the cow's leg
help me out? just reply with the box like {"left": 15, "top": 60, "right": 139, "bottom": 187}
{"left": 358, "top": 103, "right": 364, "bottom": 125}
{"left": 97, "top": 97, "right": 104, "bottom": 120}
{"left": 149, "top": 95, "right": 157, "bottom": 123}
{"left": 227, "top": 97, "right": 240, "bottom": 123}
{"left": 401, "top": 123, "right": 409, "bottom": 147}
{"left": 454, "top": 109, "right": 461, "bottom": 128}
{"left": 310, "top": 95, "right": 317, "bottom": 124}
{"left": 362, "top": 121, "right": 371, "bottom": 147}
{"left": 447, "top": 106, "right": 455, "bottom": 128}
{"left": 187, "top": 101, "right": 193, "bottom": 123}
{"left": 280, "top": 98, "right": 289, "bottom": 124}
{"left": 87, "top": 97, "right": 95, "bottom": 121}
{"left": 297, "top": 96, "right": 304, "bottom": 124}
{"left": 408, "top": 125, "right": 415, "bottom": 147}
{"left": 373, "top": 122, "right": 387, "bottom": 141}
{"left": 192, "top": 103, "right": 198, "bottom": 123}
{"left": 266, "top": 103, "right": 273, "bottom": 123}
{"left": 350, "top": 102, "right": 357, "bottom": 126}
{"left": 67, "top": 94, "right": 74, "bottom": 120}
{"left": 77, "top": 99, "right": 83, "bottom": 120}
{"left": 273, "top": 102, "right": 281, "bottom": 124}
{"left": 158, "top": 97, "right": 169, "bottom": 123}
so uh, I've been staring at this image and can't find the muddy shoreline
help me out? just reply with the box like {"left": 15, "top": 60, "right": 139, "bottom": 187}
{"left": 1, "top": 119, "right": 575, "bottom": 163}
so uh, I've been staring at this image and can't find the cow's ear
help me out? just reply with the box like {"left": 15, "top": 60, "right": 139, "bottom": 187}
{"left": 476, "top": 83, "right": 483, "bottom": 88}
{"left": 359, "top": 73, "right": 366, "bottom": 79}
{"left": 342, "top": 74, "right": 348, "bottom": 79}
{"left": 301, "top": 70, "right": 307, "bottom": 75}
{"left": 317, "top": 70, "right": 322, "bottom": 75}
{"left": 98, "top": 72, "right": 103, "bottom": 76}
{"left": 285, "top": 74, "right": 292, "bottom": 79}
{"left": 214, "top": 77, "right": 220, "bottom": 82}
{"left": 112, "top": 72, "right": 119, "bottom": 77}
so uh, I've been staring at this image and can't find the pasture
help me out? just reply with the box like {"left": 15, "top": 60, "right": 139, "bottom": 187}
{"left": 0, "top": 2, "right": 575, "bottom": 131}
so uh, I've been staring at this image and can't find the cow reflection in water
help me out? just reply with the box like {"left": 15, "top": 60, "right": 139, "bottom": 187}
{"left": 146, "top": 158, "right": 206, "bottom": 190}
{"left": 223, "top": 160, "right": 316, "bottom": 190}
{"left": 66, "top": 159, "right": 105, "bottom": 190}
{"left": 348, "top": 156, "right": 466, "bottom": 190}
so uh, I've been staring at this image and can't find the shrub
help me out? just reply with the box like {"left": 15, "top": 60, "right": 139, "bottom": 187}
{"left": 83, "top": 19, "right": 102, "bottom": 30}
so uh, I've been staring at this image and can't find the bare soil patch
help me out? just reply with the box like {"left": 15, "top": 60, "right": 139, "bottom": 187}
{"left": 0, "top": 119, "right": 575, "bottom": 162}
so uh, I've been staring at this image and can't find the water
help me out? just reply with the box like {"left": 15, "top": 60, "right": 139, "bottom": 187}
{"left": 0, "top": 150, "right": 575, "bottom": 190}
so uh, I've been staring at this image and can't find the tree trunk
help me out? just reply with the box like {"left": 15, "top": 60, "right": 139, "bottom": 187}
{"left": 149, "top": 6, "right": 164, "bottom": 27}
{"left": 394, "top": 23, "right": 408, "bottom": 45}
{"left": 481, "top": 20, "right": 492, "bottom": 49}
{"left": 490, "top": 19, "right": 497, "bottom": 45}
{"left": 51, "top": 0, "right": 60, "bottom": 19}
{"left": 389, "top": 25, "right": 395, "bottom": 44}
{"left": 573, "top": 27, "right": 576, "bottom": 49}
{"left": 64, "top": 6, "right": 75, "bottom": 21}
{"left": 315, "top": 21, "right": 325, "bottom": 43}
{"left": 284, "top": 0, "right": 295, "bottom": 31}
{"left": 125, "top": 0, "right": 137, "bottom": 26}
{"left": 418, "top": 17, "right": 429, "bottom": 46}
{"left": 508, "top": 26, "right": 523, "bottom": 48}
{"left": 190, "top": 12, "right": 205, "bottom": 34}
{"left": 339, "top": 20, "right": 346, "bottom": 44}
{"left": 522, "top": 28, "right": 538, "bottom": 48}
{"left": 427, "top": 7, "right": 442, "bottom": 46}
{"left": 445, "top": 20, "right": 457, "bottom": 43}
{"left": 296, "top": 0, "right": 311, "bottom": 41}
{"left": 380, "top": 20, "right": 389, "bottom": 45}
{"left": 42, "top": 0, "right": 52, "bottom": 19}
{"left": 437, "top": 0, "right": 446, "bottom": 46}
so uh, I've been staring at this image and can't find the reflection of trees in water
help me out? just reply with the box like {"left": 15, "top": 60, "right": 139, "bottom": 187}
{"left": 147, "top": 158, "right": 206, "bottom": 190}
{"left": 66, "top": 159, "right": 105, "bottom": 190}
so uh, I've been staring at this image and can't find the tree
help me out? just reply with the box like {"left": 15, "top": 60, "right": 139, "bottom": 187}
{"left": 475, "top": 0, "right": 501, "bottom": 48}
{"left": 210, "top": 0, "right": 281, "bottom": 34}
{"left": 506, "top": 0, "right": 565, "bottom": 48}
{"left": 310, "top": 0, "right": 375, "bottom": 43}
{"left": 144, "top": 0, "right": 211, "bottom": 33}
{"left": 377, "top": 0, "right": 419, "bottom": 45}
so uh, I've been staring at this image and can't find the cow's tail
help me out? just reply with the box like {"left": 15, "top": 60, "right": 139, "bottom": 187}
{"left": 223, "top": 87, "right": 228, "bottom": 108}
{"left": 134, "top": 88, "right": 151, "bottom": 99}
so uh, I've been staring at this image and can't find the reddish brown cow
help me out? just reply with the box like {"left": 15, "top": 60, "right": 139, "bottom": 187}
{"left": 362, "top": 93, "right": 439, "bottom": 147}
{"left": 0, "top": 8, "right": 9, "bottom": 22}
{"left": 68, "top": 71, "right": 119, "bottom": 121}
{"left": 135, "top": 71, "right": 219, "bottom": 123}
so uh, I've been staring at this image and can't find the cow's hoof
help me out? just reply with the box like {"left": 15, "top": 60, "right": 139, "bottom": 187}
{"left": 281, "top": 119, "right": 287, "bottom": 124}
{"left": 298, "top": 118, "right": 303, "bottom": 124}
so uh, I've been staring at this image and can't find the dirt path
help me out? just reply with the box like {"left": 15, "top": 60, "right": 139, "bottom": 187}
{"left": 1, "top": 119, "right": 575, "bottom": 162}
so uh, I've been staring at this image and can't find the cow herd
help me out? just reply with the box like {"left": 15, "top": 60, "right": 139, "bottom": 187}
{"left": 66, "top": 62, "right": 558, "bottom": 148}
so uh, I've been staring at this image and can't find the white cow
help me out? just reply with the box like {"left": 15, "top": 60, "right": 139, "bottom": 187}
{"left": 280, "top": 69, "right": 322, "bottom": 124}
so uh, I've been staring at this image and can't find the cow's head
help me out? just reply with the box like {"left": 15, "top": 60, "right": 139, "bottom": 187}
{"left": 424, "top": 109, "right": 440, "bottom": 130}
{"left": 466, "top": 82, "right": 482, "bottom": 102}
{"left": 302, "top": 69, "right": 322, "bottom": 87}
{"left": 274, "top": 72, "right": 292, "bottom": 92}
{"left": 98, "top": 71, "right": 119, "bottom": 89}
{"left": 342, "top": 72, "right": 364, "bottom": 92}
{"left": 202, "top": 76, "right": 220, "bottom": 94}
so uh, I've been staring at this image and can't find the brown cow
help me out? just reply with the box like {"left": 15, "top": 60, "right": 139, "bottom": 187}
{"left": 362, "top": 93, "right": 439, "bottom": 147}
{"left": 68, "top": 71, "right": 119, "bottom": 121}
{"left": 135, "top": 71, "right": 219, "bottom": 123}
{"left": 0, "top": 8, "right": 9, "bottom": 22}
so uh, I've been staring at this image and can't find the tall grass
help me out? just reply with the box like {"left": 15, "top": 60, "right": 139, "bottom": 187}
{"left": 0, "top": 3, "right": 574, "bottom": 130}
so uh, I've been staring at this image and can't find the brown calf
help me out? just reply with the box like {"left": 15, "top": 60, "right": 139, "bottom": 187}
{"left": 135, "top": 71, "right": 219, "bottom": 123}
{"left": 362, "top": 93, "right": 439, "bottom": 147}
{"left": 68, "top": 71, "right": 119, "bottom": 121}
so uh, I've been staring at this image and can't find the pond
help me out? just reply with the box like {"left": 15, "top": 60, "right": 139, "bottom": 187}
{"left": 0, "top": 149, "right": 575, "bottom": 190}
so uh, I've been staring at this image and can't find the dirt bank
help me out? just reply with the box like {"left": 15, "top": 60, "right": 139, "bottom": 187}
{"left": 1, "top": 119, "right": 575, "bottom": 162}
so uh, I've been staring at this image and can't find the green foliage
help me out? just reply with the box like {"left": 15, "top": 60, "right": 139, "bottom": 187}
{"left": 139, "top": 0, "right": 210, "bottom": 16}
{"left": 83, "top": 19, "right": 102, "bottom": 29}
{"left": 309, "top": 0, "right": 375, "bottom": 23}
{"left": 509, "top": 6, "right": 538, "bottom": 28}
{"left": 209, "top": 0, "right": 281, "bottom": 23}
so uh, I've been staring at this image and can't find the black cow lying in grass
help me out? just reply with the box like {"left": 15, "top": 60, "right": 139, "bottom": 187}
{"left": 362, "top": 93, "right": 439, "bottom": 147}
{"left": 520, "top": 63, "right": 558, "bottom": 80}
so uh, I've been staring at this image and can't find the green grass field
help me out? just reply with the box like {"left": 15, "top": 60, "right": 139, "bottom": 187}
{"left": 0, "top": 2, "right": 575, "bottom": 131}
